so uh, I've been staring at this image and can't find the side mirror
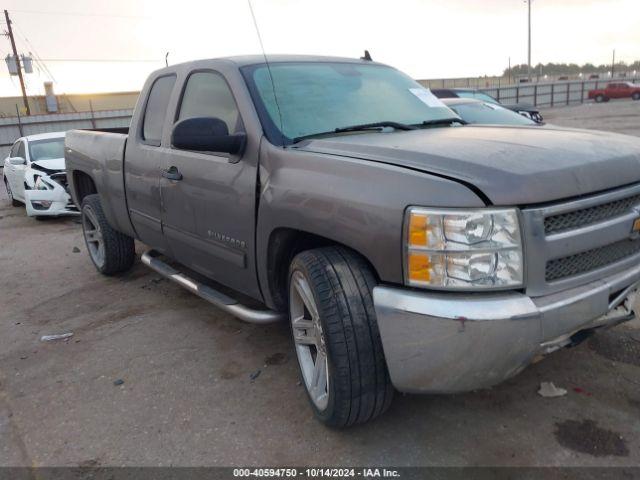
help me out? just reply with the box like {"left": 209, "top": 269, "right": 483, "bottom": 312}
{"left": 9, "top": 157, "right": 26, "bottom": 166}
{"left": 171, "top": 117, "right": 246, "bottom": 155}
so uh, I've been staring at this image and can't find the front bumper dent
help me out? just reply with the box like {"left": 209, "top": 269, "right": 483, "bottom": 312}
{"left": 373, "top": 263, "right": 640, "bottom": 394}
{"left": 24, "top": 188, "right": 79, "bottom": 217}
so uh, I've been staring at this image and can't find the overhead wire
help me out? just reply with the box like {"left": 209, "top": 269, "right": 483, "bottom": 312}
{"left": 8, "top": 9, "right": 153, "bottom": 20}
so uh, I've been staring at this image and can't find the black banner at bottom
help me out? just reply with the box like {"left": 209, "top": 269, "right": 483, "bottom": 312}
{"left": 0, "top": 467, "right": 637, "bottom": 480}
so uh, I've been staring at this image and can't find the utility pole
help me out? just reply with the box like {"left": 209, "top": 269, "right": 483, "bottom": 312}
{"left": 526, "top": 0, "right": 532, "bottom": 82}
{"left": 4, "top": 10, "right": 30, "bottom": 115}
{"left": 611, "top": 49, "right": 616, "bottom": 78}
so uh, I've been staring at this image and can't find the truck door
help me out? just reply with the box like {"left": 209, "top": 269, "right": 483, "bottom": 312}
{"left": 159, "top": 70, "right": 260, "bottom": 299}
{"left": 124, "top": 74, "right": 176, "bottom": 254}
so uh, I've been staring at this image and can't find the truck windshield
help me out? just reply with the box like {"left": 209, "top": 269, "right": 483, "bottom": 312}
{"left": 242, "top": 62, "right": 458, "bottom": 145}
{"left": 28, "top": 137, "right": 65, "bottom": 161}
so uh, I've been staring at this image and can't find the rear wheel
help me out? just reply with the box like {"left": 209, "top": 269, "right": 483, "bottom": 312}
{"left": 288, "top": 247, "right": 393, "bottom": 427}
{"left": 81, "top": 194, "right": 135, "bottom": 275}
{"left": 595, "top": 94, "right": 606, "bottom": 103}
{"left": 4, "top": 178, "right": 21, "bottom": 207}
{"left": 632, "top": 92, "right": 640, "bottom": 101}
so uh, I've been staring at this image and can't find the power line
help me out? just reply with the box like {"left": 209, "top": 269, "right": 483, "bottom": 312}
{"left": 9, "top": 9, "right": 153, "bottom": 20}
{"left": 35, "top": 58, "right": 162, "bottom": 63}
{"left": 12, "top": 20, "right": 57, "bottom": 84}
{"left": 3, "top": 9, "right": 30, "bottom": 113}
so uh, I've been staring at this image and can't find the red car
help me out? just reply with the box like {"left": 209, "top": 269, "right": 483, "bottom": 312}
{"left": 588, "top": 82, "right": 640, "bottom": 102}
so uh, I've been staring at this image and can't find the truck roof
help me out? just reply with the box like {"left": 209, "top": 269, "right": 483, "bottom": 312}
{"left": 154, "top": 54, "right": 386, "bottom": 75}
{"left": 222, "top": 54, "right": 383, "bottom": 66}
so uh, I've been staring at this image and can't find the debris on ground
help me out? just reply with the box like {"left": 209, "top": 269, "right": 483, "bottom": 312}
{"left": 113, "top": 379, "right": 124, "bottom": 386}
{"left": 538, "top": 382, "right": 567, "bottom": 398}
{"left": 249, "top": 369, "right": 261, "bottom": 381}
{"left": 72, "top": 246, "right": 81, "bottom": 253}
{"left": 40, "top": 333, "right": 74, "bottom": 342}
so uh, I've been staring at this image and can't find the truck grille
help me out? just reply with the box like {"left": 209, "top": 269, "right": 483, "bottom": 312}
{"left": 522, "top": 183, "right": 640, "bottom": 296}
{"left": 544, "top": 192, "right": 640, "bottom": 234}
{"left": 546, "top": 238, "right": 640, "bottom": 282}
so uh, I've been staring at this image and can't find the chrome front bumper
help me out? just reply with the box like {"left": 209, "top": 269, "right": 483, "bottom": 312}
{"left": 373, "top": 263, "right": 640, "bottom": 394}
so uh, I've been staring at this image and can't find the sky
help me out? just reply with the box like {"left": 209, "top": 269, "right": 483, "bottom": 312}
{"left": 0, "top": 0, "right": 638, "bottom": 97}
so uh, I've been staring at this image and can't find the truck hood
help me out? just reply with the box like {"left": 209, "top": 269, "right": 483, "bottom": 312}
{"left": 294, "top": 125, "right": 640, "bottom": 205}
{"left": 31, "top": 157, "right": 65, "bottom": 173}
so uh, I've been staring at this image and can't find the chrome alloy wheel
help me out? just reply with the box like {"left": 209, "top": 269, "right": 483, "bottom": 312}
{"left": 82, "top": 206, "right": 105, "bottom": 268}
{"left": 289, "top": 270, "right": 330, "bottom": 411}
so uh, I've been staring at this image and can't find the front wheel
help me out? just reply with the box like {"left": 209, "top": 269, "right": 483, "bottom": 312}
{"left": 595, "top": 94, "right": 606, "bottom": 103}
{"left": 288, "top": 247, "right": 393, "bottom": 427}
{"left": 4, "top": 178, "right": 21, "bottom": 207}
{"left": 81, "top": 194, "right": 135, "bottom": 275}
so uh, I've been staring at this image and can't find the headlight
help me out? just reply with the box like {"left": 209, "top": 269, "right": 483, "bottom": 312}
{"left": 404, "top": 207, "right": 523, "bottom": 290}
{"left": 35, "top": 176, "right": 53, "bottom": 190}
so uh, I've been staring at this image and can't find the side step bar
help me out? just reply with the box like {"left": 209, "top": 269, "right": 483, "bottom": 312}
{"left": 141, "top": 250, "right": 285, "bottom": 324}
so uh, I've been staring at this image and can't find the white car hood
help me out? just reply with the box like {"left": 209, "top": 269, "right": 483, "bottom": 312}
{"left": 31, "top": 157, "right": 65, "bottom": 171}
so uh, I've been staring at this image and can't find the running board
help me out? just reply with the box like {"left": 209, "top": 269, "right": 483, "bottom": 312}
{"left": 141, "top": 250, "right": 285, "bottom": 324}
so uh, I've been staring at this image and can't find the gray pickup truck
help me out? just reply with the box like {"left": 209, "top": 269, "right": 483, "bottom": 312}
{"left": 66, "top": 55, "right": 640, "bottom": 427}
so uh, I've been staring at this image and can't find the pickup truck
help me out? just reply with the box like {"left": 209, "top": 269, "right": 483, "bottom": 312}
{"left": 66, "top": 55, "right": 640, "bottom": 427}
{"left": 588, "top": 82, "right": 640, "bottom": 102}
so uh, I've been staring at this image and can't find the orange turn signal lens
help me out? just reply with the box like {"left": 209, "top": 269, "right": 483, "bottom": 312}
{"left": 408, "top": 252, "right": 431, "bottom": 282}
{"left": 409, "top": 213, "right": 428, "bottom": 246}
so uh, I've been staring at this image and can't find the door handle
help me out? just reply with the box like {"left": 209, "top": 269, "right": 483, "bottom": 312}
{"left": 162, "top": 166, "right": 183, "bottom": 181}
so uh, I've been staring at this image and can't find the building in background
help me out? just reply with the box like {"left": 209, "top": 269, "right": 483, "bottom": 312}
{"left": 0, "top": 82, "right": 139, "bottom": 117}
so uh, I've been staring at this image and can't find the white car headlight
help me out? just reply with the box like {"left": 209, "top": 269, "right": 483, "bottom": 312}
{"left": 404, "top": 207, "right": 524, "bottom": 289}
{"left": 35, "top": 176, "right": 53, "bottom": 190}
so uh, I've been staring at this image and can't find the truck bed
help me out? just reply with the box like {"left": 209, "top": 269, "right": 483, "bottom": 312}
{"left": 65, "top": 129, "right": 136, "bottom": 237}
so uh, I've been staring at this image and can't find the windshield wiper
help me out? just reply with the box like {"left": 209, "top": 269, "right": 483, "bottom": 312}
{"left": 418, "top": 117, "right": 468, "bottom": 127}
{"left": 292, "top": 121, "right": 416, "bottom": 144}
{"left": 333, "top": 121, "right": 417, "bottom": 133}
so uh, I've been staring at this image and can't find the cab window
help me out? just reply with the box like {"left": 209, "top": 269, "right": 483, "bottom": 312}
{"left": 142, "top": 75, "right": 176, "bottom": 146}
{"left": 177, "top": 71, "right": 242, "bottom": 133}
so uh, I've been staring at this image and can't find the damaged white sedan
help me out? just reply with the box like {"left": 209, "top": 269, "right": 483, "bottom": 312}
{"left": 2, "top": 132, "right": 78, "bottom": 218}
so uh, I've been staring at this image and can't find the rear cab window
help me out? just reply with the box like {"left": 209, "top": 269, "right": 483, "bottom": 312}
{"left": 141, "top": 75, "right": 176, "bottom": 146}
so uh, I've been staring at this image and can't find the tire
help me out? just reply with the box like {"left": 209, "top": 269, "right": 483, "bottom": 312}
{"left": 632, "top": 92, "right": 640, "bottom": 101}
{"left": 288, "top": 246, "right": 393, "bottom": 427}
{"left": 81, "top": 194, "right": 135, "bottom": 275}
{"left": 4, "top": 178, "right": 21, "bottom": 207}
{"left": 595, "top": 94, "right": 606, "bottom": 103}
